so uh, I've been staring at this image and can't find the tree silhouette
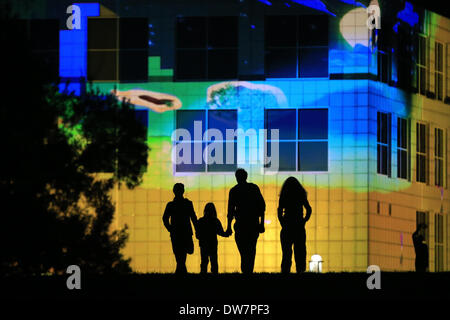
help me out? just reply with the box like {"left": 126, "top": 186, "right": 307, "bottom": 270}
{"left": 0, "top": 6, "right": 148, "bottom": 275}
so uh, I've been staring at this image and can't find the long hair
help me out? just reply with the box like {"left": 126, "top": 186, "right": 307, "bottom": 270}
{"left": 279, "top": 177, "right": 307, "bottom": 209}
{"left": 203, "top": 202, "right": 217, "bottom": 219}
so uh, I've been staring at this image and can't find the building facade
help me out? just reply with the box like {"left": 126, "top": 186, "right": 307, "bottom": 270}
{"left": 16, "top": 0, "right": 450, "bottom": 272}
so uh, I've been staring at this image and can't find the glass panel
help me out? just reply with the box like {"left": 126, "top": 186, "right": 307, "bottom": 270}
{"left": 175, "top": 142, "right": 205, "bottom": 172}
{"left": 299, "top": 47, "right": 328, "bottom": 78}
{"left": 298, "top": 15, "right": 328, "bottom": 46}
{"left": 208, "top": 110, "right": 238, "bottom": 139}
{"left": 207, "top": 141, "right": 237, "bottom": 172}
{"left": 176, "top": 17, "right": 206, "bottom": 48}
{"left": 87, "top": 51, "right": 117, "bottom": 81}
{"left": 265, "top": 16, "right": 297, "bottom": 47}
{"left": 299, "top": 141, "right": 328, "bottom": 171}
{"left": 119, "top": 50, "right": 148, "bottom": 81}
{"left": 208, "top": 49, "right": 238, "bottom": 79}
{"left": 208, "top": 16, "right": 238, "bottom": 48}
{"left": 266, "top": 141, "right": 296, "bottom": 172}
{"left": 176, "top": 50, "right": 207, "bottom": 80}
{"left": 176, "top": 110, "right": 205, "bottom": 139}
{"left": 265, "top": 109, "right": 297, "bottom": 140}
{"left": 265, "top": 48, "right": 297, "bottom": 78}
{"left": 299, "top": 109, "right": 328, "bottom": 140}
{"left": 88, "top": 18, "right": 118, "bottom": 49}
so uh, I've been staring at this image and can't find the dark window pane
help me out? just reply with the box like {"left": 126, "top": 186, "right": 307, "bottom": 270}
{"left": 299, "top": 141, "right": 328, "bottom": 171}
{"left": 208, "top": 110, "right": 237, "bottom": 139}
{"left": 298, "top": 15, "right": 328, "bottom": 46}
{"left": 207, "top": 141, "right": 237, "bottom": 172}
{"left": 119, "top": 50, "right": 148, "bottom": 81}
{"left": 299, "top": 109, "right": 328, "bottom": 140}
{"left": 208, "top": 16, "right": 238, "bottom": 48}
{"left": 265, "top": 141, "right": 296, "bottom": 172}
{"left": 266, "top": 48, "right": 297, "bottom": 78}
{"left": 88, "top": 18, "right": 118, "bottom": 49}
{"left": 175, "top": 142, "right": 205, "bottom": 172}
{"left": 416, "top": 154, "right": 426, "bottom": 182}
{"left": 299, "top": 47, "right": 328, "bottom": 77}
{"left": 208, "top": 49, "right": 238, "bottom": 79}
{"left": 377, "top": 112, "right": 389, "bottom": 144}
{"left": 30, "top": 19, "right": 59, "bottom": 50}
{"left": 397, "top": 149, "right": 407, "bottom": 179}
{"left": 176, "top": 17, "right": 206, "bottom": 48}
{"left": 398, "top": 118, "right": 407, "bottom": 149}
{"left": 377, "top": 144, "right": 388, "bottom": 175}
{"left": 176, "top": 110, "right": 205, "bottom": 140}
{"left": 176, "top": 50, "right": 206, "bottom": 80}
{"left": 88, "top": 51, "right": 117, "bottom": 81}
{"left": 265, "top": 16, "right": 297, "bottom": 47}
{"left": 417, "top": 123, "right": 426, "bottom": 153}
{"left": 265, "top": 109, "right": 296, "bottom": 140}
{"left": 119, "top": 18, "right": 148, "bottom": 49}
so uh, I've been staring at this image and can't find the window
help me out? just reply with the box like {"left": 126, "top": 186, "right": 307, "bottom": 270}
{"left": 377, "top": 112, "right": 391, "bottom": 176}
{"left": 396, "top": 27, "right": 415, "bottom": 91}
{"left": 435, "top": 213, "right": 444, "bottom": 272}
{"left": 88, "top": 18, "right": 148, "bottom": 81}
{"left": 175, "top": 17, "right": 238, "bottom": 80}
{"left": 265, "top": 15, "right": 328, "bottom": 78}
{"left": 265, "top": 108, "right": 328, "bottom": 172}
{"left": 397, "top": 118, "right": 410, "bottom": 180}
{"left": 174, "top": 110, "right": 237, "bottom": 173}
{"left": 416, "top": 35, "right": 428, "bottom": 95}
{"left": 435, "top": 42, "right": 444, "bottom": 101}
{"left": 416, "top": 122, "right": 428, "bottom": 183}
{"left": 435, "top": 128, "right": 444, "bottom": 187}
{"left": 377, "top": 30, "right": 391, "bottom": 84}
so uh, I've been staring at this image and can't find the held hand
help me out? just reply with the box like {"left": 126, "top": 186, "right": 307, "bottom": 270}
{"left": 259, "top": 223, "right": 265, "bottom": 234}
{"left": 225, "top": 228, "right": 233, "bottom": 237}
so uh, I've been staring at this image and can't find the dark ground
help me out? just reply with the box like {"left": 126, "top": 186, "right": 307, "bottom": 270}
{"left": 1, "top": 272, "right": 449, "bottom": 317}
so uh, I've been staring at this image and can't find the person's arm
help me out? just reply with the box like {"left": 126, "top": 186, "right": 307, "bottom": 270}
{"left": 277, "top": 206, "right": 284, "bottom": 226}
{"left": 256, "top": 185, "right": 266, "bottom": 233}
{"left": 226, "top": 189, "right": 235, "bottom": 234}
{"left": 162, "top": 203, "right": 172, "bottom": 233}
{"left": 188, "top": 200, "right": 198, "bottom": 233}
{"left": 304, "top": 198, "right": 312, "bottom": 222}
{"left": 217, "top": 219, "right": 228, "bottom": 237}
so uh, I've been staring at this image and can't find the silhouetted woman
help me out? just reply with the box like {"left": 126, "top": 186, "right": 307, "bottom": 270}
{"left": 196, "top": 203, "right": 229, "bottom": 274}
{"left": 278, "top": 177, "right": 312, "bottom": 273}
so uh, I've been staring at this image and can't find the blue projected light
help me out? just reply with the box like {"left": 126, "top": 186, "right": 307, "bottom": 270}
{"left": 338, "top": 0, "right": 366, "bottom": 7}
{"left": 397, "top": 2, "right": 419, "bottom": 27}
{"left": 257, "top": 0, "right": 272, "bottom": 5}
{"left": 291, "top": 0, "right": 336, "bottom": 16}
{"left": 59, "top": 3, "right": 100, "bottom": 94}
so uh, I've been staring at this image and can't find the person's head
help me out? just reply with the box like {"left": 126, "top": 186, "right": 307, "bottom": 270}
{"left": 279, "top": 176, "right": 307, "bottom": 207}
{"left": 418, "top": 223, "right": 428, "bottom": 231}
{"left": 235, "top": 168, "right": 248, "bottom": 184}
{"left": 203, "top": 202, "right": 217, "bottom": 219}
{"left": 173, "top": 183, "right": 185, "bottom": 198}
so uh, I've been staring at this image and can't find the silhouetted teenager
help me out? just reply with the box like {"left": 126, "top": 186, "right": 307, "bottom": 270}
{"left": 412, "top": 223, "right": 429, "bottom": 272}
{"left": 226, "top": 169, "right": 265, "bottom": 274}
{"left": 196, "top": 203, "right": 229, "bottom": 274}
{"left": 278, "top": 177, "right": 312, "bottom": 273}
{"left": 163, "top": 183, "right": 197, "bottom": 274}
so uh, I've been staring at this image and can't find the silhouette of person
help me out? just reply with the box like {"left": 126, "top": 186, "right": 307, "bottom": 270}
{"left": 163, "top": 183, "right": 197, "bottom": 274}
{"left": 226, "top": 168, "right": 265, "bottom": 274}
{"left": 196, "top": 203, "right": 229, "bottom": 274}
{"left": 278, "top": 177, "right": 312, "bottom": 273}
{"left": 412, "top": 223, "right": 429, "bottom": 272}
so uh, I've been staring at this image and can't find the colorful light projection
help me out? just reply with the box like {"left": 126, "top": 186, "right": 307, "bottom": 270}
{"left": 59, "top": 3, "right": 100, "bottom": 95}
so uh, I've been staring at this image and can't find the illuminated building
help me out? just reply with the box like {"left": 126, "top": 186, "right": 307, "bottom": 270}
{"left": 17, "top": 0, "right": 450, "bottom": 272}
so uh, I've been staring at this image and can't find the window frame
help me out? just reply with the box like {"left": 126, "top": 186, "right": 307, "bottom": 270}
{"left": 174, "top": 16, "right": 239, "bottom": 81}
{"left": 264, "top": 15, "right": 329, "bottom": 79}
{"left": 435, "top": 213, "right": 444, "bottom": 272}
{"left": 264, "top": 107, "right": 329, "bottom": 173}
{"left": 435, "top": 41, "right": 444, "bottom": 101}
{"left": 377, "top": 112, "right": 392, "bottom": 177}
{"left": 435, "top": 127, "right": 445, "bottom": 187}
{"left": 173, "top": 109, "right": 238, "bottom": 175}
{"left": 416, "top": 122, "right": 429, "bottom": 184}
{"left": 415, "top": 34, "right": 429, "bottom": 96}
{"left": 397, "top": 117, "right": 411, "bottom": 180}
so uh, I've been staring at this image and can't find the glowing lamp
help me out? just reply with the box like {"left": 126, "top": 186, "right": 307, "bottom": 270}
{"left": 309, "top": 254, "right": 323, "bottom": 273}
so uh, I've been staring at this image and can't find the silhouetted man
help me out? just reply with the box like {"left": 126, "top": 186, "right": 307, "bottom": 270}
{"left": 226, "top": 169, "right": 265, "bottom": 274}
{"left": 412, "top": 223, "right": 429, "bottom": 272}
{"left": 163, "top": 183, "right": 197, "bottom": 274}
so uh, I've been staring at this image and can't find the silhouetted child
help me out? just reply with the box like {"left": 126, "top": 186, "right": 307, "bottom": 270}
{"left": 196, "top": 203, "right": 229, "bottom": 274}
